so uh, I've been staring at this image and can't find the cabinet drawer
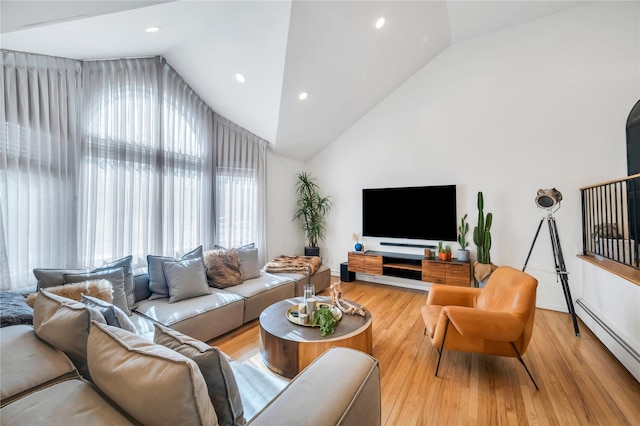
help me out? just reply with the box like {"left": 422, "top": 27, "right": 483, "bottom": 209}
{"left": 445, "top": 263, "right": 471, "bottom": 286}
{"left": 364, "top": 256, "right": 383, "bottom": 275}
{"left": 422, "top": 261, "right": 445, "bottom": 284}
{"left": 348, "top": 252, "right": 365, "bottom": 273}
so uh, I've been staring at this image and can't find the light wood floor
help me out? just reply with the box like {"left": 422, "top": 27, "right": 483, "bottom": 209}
{"left": 210, "top": 278, "right": 640, "bottom": 426}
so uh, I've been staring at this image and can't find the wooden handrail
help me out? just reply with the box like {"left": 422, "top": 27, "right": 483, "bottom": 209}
{"left": 579, "top": 173, "right": 640, "bottom": 190}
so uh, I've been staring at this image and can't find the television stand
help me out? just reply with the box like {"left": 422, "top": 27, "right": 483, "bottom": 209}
{"left": 347, "top": 250, "right": 471, "bottom": 287}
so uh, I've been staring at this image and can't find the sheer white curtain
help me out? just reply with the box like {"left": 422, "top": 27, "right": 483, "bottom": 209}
{"left": 214, "top": 114, "right": 267, "bottom": 266}
{"left": 2, "top": 52, "right": 268, "bottom": 289}
{"left": 80, "top": 58, "right": 214, "bottom": 268}
{"left": 0, "top": 51, "right": 81, "bottom": 289}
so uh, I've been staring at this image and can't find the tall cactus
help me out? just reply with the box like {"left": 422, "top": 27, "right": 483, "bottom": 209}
{"left": 473, "top": 192, "right": 493, "bottom": 264}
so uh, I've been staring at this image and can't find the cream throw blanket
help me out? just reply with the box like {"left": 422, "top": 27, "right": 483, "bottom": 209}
{"left": 264, "top": 255, "right": 322, "bottom": 275}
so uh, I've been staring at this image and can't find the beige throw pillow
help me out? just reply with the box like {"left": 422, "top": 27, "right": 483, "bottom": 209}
{"left": 87, "top": 322, "right": 218, "bottom": 426}
{"left": 154, "top": 324, "right": 246, "bottom": 426}
{"left": 33, "top": 290, "right": 107, "bottom": 380}
{"left": 204, "top": 249, "right": 243, "bottom": 288}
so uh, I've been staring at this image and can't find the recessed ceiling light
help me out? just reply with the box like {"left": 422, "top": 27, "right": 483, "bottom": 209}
{"left": 145, "top": 26, "right": 160, "bottom": 33}
{"left": 375, "top": 17, "right": 386, "bottom": 30}
{"left": 235, "top": 73, "right": 246, "bottom": 83}
{"left": 298, "top": 92, "right": 308, "bottom": 101}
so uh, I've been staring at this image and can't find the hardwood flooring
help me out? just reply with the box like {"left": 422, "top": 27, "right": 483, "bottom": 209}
{"left": 210, "top": 278, "right": 640, "bottom": 425}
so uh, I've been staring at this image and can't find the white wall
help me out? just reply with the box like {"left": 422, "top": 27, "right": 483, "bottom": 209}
{"left": 577, "top": 259, "right": 640, "bottom": 381}
{"left": 265, "top": 151, "right": 305, "bottom": 260}
{"left": 298, "top": 1, "right": 639, "bottom": 311}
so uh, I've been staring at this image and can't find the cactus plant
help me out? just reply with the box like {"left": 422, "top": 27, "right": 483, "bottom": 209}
{"left": 473, "top": 192, "right": 493, "bottom": 264}
{"left": 457, "top": 214, "right": 469, "bottom": 250}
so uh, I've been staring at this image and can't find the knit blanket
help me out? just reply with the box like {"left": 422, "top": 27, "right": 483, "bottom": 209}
{"left": 264, "top": 255, "right": 322, "bottom": 275}
{"left": 0, "top": 291, "right": 34, "bottom": 327}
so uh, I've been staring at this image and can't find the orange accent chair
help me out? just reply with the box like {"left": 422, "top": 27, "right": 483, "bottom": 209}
{"left": 421, "top": 266, "right": 539, "bottom": 389}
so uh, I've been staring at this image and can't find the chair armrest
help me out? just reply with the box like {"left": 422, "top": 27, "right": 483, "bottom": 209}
{"left": 427, "top": 284, "right": 480, "bottom": 308}
{"left": 443, "top": 306, "right": 524, "bottom": 342}
{"left": 249, "top": 347, "right": 380, "bottom": 426}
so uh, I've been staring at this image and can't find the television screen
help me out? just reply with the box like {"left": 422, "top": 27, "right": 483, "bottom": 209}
{"left": 362, "top": 185, "right": 457, "bottom": 241}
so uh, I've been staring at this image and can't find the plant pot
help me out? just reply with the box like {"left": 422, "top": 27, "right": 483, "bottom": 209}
{"left": 457, "top": 249, "right": 470, "bottom": 262}
{"left": 438, "top": 252, "right": 452, "bottom": 261}
{"left": 304, "top": 247, "right": 320, "bottom": 257}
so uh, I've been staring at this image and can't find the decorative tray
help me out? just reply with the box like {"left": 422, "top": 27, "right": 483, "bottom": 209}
{"left": 286, "top": 302, "right": 342, "bottom": 327}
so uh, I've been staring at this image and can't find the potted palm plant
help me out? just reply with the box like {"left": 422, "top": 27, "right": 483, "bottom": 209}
{"left": 293, "top": 172, "right": 332, "bottom": 256}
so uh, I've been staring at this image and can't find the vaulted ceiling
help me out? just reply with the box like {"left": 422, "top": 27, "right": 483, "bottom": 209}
{"left": 1, "top": 0, "right": 588, "bottom": 161}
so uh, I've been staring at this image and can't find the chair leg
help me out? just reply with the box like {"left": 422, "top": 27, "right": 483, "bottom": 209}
{"left": 511, "top": 342, "right": 539, "bottom": 390}
{"left": 435, "top": 318, "right": 450, "bottom": 377}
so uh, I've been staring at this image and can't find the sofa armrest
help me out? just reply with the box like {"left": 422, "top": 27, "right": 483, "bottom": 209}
{"left": 249, "top": 347, "right": 380, "bottom": 426}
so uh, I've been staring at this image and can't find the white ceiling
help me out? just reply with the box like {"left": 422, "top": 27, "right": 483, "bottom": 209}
{"left": 1, "top": 0, "right": 589, "bottom": 162}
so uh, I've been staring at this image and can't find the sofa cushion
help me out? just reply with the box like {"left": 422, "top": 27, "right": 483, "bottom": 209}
{"left": 87, "top": 322, "right": 218, "bottom": 426}
{"left": 0, "top": 324, "right": 79, "bottom": 407}
{"left": 204, "top": 248, "right": 243, "bottom": 288}
{"left": 134, "top": 290, "right": 245, "bottom": 342}
{"left": 32, "top": 290, "right": 107, "bottom": 380}
{"left": 147, "top": 245, "right": 204, "bottom": 299}
{"left": 0, "top": 379, "right": 136, "bottom": 425}
{"left": 25, "top": 279, "right": 113, "bottom": 307}
{"left": 64, "top": 267, "right": 131, "bottom": 316}
{"left": 81, "top": 294, "right": 137, "bottom": 333}
{"left": 223, "top": 273, "right": 295, "bottom": 323}
{"left": 154, "top": 324, "right": 245, "bottom": 426}
{"left": 162, "top": 257, "right": 211, "bottom": 303}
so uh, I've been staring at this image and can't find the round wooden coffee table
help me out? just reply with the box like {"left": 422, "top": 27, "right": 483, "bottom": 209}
{"left": 259, "top": 297, "right": 372, "bottom": 379}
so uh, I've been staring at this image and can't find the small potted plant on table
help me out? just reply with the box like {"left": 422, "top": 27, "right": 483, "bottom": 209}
{"left": 437, "top": 241, "right": 452, "bottom": 261}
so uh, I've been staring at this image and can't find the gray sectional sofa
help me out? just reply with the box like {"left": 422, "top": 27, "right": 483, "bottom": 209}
{"left": 0, "top": 323, "right": 381, "bottom": 425}
{"left": 131, "top": 264, "right": 331, "bottom": 341}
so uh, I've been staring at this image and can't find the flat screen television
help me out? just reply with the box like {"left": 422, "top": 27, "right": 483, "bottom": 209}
{"left": 362, "top": 185, "right": 457, "bottom": 241}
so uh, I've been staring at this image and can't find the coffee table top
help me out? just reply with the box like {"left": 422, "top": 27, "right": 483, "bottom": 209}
{"left": 259, "top": 297, "right": 371, "bottom": 343}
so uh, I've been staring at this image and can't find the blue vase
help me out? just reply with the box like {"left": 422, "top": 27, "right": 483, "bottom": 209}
{"left": 354, "top": 243, "right": 363, "bottom": 251}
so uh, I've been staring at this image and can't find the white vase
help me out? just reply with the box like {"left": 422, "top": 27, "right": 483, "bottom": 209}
{"left": 457, "top": 249, "right": 470, "bottom": 262}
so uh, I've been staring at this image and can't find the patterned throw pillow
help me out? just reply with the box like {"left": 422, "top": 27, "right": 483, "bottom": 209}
{"left": 204, "top": 249, "right": 243, "bottom": 288}
{"left": 215, "top": 243, "right": 261, "bottom": 280}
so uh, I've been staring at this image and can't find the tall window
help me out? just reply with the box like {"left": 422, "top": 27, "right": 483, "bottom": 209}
{"left": 1, "top": 52, "right": 267, "bottom": 288}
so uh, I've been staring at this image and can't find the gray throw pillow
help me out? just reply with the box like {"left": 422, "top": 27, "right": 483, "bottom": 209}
{"left": 162, "top": 257, "right": 211, "bottom": 304}
{"left": 64, "top": 267, "right": 131, "bottom": 316}
{"left": 33, "top": 290, "right": 107, "bottom": 380}
{"left": 153, "top": 324, "right": 245, "bottom": 426}
{"left": 33, "top": 268, "right": 84, "bottom": 290}
{"left": 95, "top": 255, "right": 135, "bottom": 311}
{"left": 237, "top": 247, "right": 260, "bottom": 280}
{"left": 147, "top": 246, "right": 204, "bottom": 299}
{"left": 81, "top": 294, "right": 137, "bottom": 333}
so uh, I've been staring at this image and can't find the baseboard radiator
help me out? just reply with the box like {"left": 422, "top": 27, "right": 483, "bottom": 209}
{"left": 576, "top": 298, "right": 640, "bottom": 381}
